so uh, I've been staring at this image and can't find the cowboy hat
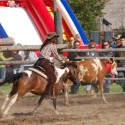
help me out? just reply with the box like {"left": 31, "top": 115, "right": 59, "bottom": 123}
{"left": 46, "top": 32, "right": 59, "bottom": 40}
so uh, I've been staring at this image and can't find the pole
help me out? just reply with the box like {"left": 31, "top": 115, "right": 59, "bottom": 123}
{"left": 53, "top": 0, "right": 63, "bottom": 44}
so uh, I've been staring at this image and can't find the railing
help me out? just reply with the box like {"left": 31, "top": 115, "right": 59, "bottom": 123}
{"left": 0, "top": 45, "right": 125, "bottom": 80}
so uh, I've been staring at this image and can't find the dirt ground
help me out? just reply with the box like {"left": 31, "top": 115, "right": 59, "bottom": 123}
{"left": 0, "top": 93, "right": 125, "bottom": 125}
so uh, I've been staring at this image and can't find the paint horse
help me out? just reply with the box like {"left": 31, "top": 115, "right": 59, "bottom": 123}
{"left": 0, "top": 62, "right": 78, "bottom": 117}
{"left": 63, "top": 58, "right": 118, "bottom": 105}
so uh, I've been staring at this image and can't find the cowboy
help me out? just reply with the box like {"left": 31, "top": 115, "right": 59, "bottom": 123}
{"left": 34, "top": 32, "right": 65, "bottom": 99}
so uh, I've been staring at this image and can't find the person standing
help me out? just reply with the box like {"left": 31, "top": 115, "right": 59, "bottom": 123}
{"left": 68, "top": 40, "right": 83, "bottom": 94}
{"left": 34, "top": 32, "right": 64, "bottom": 99}
{"left": 17, "top": 43, "right": 25, "bottom": 72}
{"left": 7, "top": 0, "right": 19, "bottom": 7}
{"left": 99, "top": 41, "right": 114, "bottom": 93}
{"left": 86, "top": 41, "right": 99, "bottom": 94}
{"left": 115, "top": 35, "right": 125, "bottom": 92}
{"left": 12, "top": 50, "right": 22, "bottom": 74}
{"left": 0, "top": 52, "right": 13, "bottom": 81}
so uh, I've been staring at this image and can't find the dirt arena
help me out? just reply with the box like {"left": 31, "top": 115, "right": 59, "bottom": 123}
{"left": 0, "top": 93, "right": 125, "bottom": 125}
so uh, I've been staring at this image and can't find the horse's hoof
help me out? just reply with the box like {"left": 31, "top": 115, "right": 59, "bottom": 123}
{"left": 104, "top": 101, "right": 109, "bottom": 104}
{"left": 0, "top": 91, "right": 3, "bottom": 95}
{"left": 64, "top": 102, "right": 70, "bottom": 106}
{"left": 0, "top": 114, "right": 3, "bottom": 118}
{"left": 31, "top": 112, "right": 35, "bottom": 116}
{"left": 55, "top": 110, "right": 59, "bottom": 115}
{"left": 0, "top": 114, "right": 5, "bottom": 118}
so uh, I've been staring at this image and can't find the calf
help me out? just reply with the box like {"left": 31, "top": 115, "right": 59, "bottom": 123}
{"left": 76, "top": 58, "right": 117, "bottom": 103}
{"left": 63, "top": 58, "right": 117, "bottom": 105}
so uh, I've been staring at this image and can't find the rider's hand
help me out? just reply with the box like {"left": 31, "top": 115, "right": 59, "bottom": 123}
{"left": 61, "top": 60, "right": 65, "bottom": 64}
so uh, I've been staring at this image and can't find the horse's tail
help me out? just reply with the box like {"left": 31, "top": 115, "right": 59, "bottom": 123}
{"left": 0, "top": 73, "right": 22, "bottom": 85}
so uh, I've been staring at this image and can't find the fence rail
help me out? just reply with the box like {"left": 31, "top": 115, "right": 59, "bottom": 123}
{"left": 0, "top": 44, "right": 67, "bottom": 51}
{"left": 62, "top": 48, "right": 125, "bottom": 52}
{"left": 0, "top": 45, "right": 125, "bottom": 81}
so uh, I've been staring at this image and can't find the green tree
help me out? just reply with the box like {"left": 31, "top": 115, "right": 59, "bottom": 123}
{"left": 68, "top": 0, "right": 109, "bottom": 34}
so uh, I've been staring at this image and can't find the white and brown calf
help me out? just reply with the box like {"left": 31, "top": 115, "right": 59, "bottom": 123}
{"left": 76, "top": 58, "right": 117, "bottom": 103}
{"left": 63, "top": 58, "right": 117, "bottom": 105}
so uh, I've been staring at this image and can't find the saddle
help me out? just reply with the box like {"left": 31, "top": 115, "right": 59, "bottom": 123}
{"left": 28, "top": 66, "right": 58, "bottom": 81}
{"left": 28, "top": 67, "right": 48, "bottom": 79}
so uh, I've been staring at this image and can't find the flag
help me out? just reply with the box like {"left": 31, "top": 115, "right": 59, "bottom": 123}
{"left": 102, "top": 18, "right": 112, "bottom": 26}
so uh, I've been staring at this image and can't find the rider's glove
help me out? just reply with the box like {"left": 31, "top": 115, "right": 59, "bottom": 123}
{"left": 61, "top": 60, "right": 65, "bottom": 64}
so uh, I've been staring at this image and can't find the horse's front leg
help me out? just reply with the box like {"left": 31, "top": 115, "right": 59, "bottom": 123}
{"left": 63, "top": 83, "right": 70, "bottom": 106}
{"left": 32, "top": 93, "right": 46, "bottom": 116}
{"left": 52, "top": 97, "right": 59, "bottom": 115}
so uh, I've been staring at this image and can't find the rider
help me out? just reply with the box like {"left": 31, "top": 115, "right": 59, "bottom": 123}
{"left": 34, "top": 32, "right": 65, "bottom": 99}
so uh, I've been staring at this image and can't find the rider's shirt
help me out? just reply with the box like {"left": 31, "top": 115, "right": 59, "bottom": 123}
{"left": 40, "top": 43, "right": 62, "bottom": 62}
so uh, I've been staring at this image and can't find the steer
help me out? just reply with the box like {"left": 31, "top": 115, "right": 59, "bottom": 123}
{"left": 76, "top": 58, "right": 118, "bottom": 103}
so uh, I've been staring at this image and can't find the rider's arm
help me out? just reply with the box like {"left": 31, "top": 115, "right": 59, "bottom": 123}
{"left": 50, "top": 44, "right": 63, "bottom": 62}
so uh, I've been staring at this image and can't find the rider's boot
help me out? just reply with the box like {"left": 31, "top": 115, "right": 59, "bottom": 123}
{"left": 45, "top": 83, "right": 55, "bottom": 99}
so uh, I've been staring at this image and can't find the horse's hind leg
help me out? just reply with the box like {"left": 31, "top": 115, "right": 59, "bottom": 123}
{"left": 1, "top": 95, "right": 10, "bottom": 113}
{"left": 2, "top": 93, "right": 18, "bottom": 117}
{"left": 32, "top": 94, "right": 46, "bottom": 116}
{"left": 1, "top": 83, "right": 18, "bottom": 113}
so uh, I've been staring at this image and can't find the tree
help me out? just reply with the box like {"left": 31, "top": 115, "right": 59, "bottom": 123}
{"left": 68, "top": 0, "right": 109, "bottom": 34}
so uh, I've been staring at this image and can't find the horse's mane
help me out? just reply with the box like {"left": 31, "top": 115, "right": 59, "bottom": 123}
{"left": 61, "top": 62, "right": 77, "bottom": 69}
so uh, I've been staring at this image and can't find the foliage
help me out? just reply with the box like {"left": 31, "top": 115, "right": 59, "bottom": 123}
{"left": 67, "top": 0, "right": 109, "bottom": 34}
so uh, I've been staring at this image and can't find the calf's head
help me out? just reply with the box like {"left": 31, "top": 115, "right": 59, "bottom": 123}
{"left": 106, "top": 58, "right": 118, "bottom": 76}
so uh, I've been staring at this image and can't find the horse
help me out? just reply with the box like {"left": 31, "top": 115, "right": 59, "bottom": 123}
{"left": 0, "top": 61, "right": 78, "bottom": 117}
{"left": 63, "top": 58, "right": 118, "bottom": 104}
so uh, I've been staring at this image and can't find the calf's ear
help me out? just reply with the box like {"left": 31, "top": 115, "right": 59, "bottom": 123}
{"left": 109, "top": 58, "right": 114, "bottom": 63}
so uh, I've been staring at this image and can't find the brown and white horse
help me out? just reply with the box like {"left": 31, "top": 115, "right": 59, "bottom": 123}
{"left": 0, "top": 62, "right": 78, "bottom": 117}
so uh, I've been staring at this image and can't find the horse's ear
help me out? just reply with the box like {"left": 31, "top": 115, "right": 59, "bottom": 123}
{"left": 66, "top": 59, "right": 69, "bottom": 61}
{"left": 65, "top": 59, "right": 69, "bottom": 63}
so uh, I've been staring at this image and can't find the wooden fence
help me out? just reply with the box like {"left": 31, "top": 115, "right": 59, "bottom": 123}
{"left": 0, "top": 45, "right": 125, "bottom": 80}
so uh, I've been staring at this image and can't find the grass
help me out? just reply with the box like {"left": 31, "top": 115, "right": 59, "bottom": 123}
{"left": 0, "top": 83, "right": 13, "bottom": 95}
{"left": 0, "top": 83, "right": 123, "bottom": 96}
{"left": 78, "top": 84, "right": 123, "bottom": 94}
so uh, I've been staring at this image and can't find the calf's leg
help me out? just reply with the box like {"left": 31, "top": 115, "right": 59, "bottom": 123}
{"left": 99, "top": 81, "right": 108, "bottom": 103}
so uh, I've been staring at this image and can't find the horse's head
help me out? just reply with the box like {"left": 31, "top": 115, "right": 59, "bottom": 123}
{"left": 61, "top": 61, "right": 79, "bottom": 83}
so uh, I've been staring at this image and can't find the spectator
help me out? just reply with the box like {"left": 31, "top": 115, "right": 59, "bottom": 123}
{"left": 68, "top": 40, "right": 85, "bottom": 61}
{"left": 86, "top": 40, "right": 99, "bottom": 57}
{"left": 116, "top": 39, "right": 122, "bottom": 48}
{"left": 68, "top": 40, "right": 83, "bottom": 94}
{"left": 17, "top": 43, "right": 25, "bottom": 72}
{"left": 69, "top": 37, "right": 75, "bottom": 48}
{"left": 115, "top": 35, "right": 125, "bottom": 92}
{"left": 74, "top": 34, "right": 84, "bottom": 45}
{"left": 99, "top": 41, "right": 114, "bottom": 93}
{"left": 0, "top": 51, "right": 13, "bottom": 80}
{"left": 12, "top": 50, "right": 22, "bottom": 74}
{"left": 108, "top": 38, "right": 116, "bottom": 48}
{"left": 24, "top": 50, "right": 38, "bottom": 70}
{"left": 7, "top": 0, "right": 19, "bottom": 7}
{"left": 86, "top": 40, "right": 99, "bottom": 94}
